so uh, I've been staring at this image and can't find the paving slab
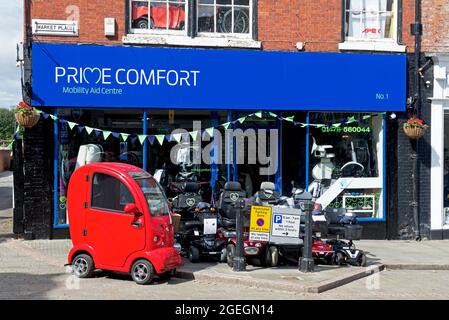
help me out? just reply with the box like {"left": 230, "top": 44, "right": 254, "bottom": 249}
{"left": 14, "top": 239, "right": 382, "bottom": 293}
{"left": 357, "top": 240, "right": 449, "bottom": 269}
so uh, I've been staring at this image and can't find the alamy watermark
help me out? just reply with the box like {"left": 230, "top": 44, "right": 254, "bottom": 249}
{"left": 169, "top": 121, "right": 279, "bottom": 176}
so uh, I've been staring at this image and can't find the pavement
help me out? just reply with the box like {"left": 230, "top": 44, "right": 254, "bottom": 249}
{"left": 2, "top": 169, "right": 449, "bottom": 299}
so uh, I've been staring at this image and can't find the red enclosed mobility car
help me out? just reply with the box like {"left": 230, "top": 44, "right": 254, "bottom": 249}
{"left": 67, "top": 163, "right": 182, "bottom": 285}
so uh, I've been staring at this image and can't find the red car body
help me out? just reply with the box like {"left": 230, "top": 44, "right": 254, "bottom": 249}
{"left": 132, "top": 3, "right": 186, "bottom": 30}
{"left": 67, "top": 163, "right": 181, "bottom": 277}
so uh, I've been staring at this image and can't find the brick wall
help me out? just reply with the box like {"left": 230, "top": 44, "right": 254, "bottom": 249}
{"left": 29, "top": 0, "right": 416, "bottom": 52}
{"left": 30, "top": 0, "right": 125, "bottom": 45}
{"left": 422, "top": 0, "right": 449, "bottom": 52}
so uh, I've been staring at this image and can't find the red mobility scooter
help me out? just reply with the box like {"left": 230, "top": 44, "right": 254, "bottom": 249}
{"left": 67, "top": 163, "right": 182, "bottom": 285}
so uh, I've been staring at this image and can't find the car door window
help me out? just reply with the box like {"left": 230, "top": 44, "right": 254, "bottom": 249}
{"left": 91, "top": 173, "right": 134, "bottom": 212}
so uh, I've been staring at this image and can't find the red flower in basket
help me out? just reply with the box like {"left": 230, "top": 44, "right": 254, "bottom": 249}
{"left": 403, "top": 116, "right": 428, "bottom": 139}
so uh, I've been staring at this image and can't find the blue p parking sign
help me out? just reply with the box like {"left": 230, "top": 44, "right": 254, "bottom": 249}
{"left": 274, "top": 215, "right": 282, "bottom": 224}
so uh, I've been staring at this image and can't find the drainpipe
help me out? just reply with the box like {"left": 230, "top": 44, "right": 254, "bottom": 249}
{"left": 411, "top": 0, "right": 422, "bottom": 240}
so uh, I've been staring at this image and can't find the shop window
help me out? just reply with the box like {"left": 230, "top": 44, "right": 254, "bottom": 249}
{"left": 129, "top": 0, "right": 253, "bottom": 38}
{"left": 344, "top": 0, "right": 397, "bottom": 41}
{"left": 308, "top": 113, "right": 385, "bottom": 220}
{"left": 55, "top": 109, "right": 144, "bottom": 226}
{"left": 91, "top": 173, "right": 135, "bottom": 212}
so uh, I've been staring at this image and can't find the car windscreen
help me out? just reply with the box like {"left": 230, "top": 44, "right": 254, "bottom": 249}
{"left": 132, "top": 175, "right": 170, "bottom": 217}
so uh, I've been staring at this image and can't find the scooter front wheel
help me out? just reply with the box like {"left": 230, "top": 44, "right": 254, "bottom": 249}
{"left": 219, "top": 247, "right": 227, "bottom": 263}
{"left": 226, "top": 244, "right": 235, "bottom": 268}
{"left": 264, "top": 246, "right": 279, "bottom": 267}
{"left": 188, "top": 246, "right": 200, "bottom": 263}
{"left": 357, "top": 253, "right": 367, "bottom": 267}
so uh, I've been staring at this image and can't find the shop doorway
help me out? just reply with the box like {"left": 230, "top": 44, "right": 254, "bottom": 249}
{"left": 233, "top": 112, "right": 281, "bottom": 197}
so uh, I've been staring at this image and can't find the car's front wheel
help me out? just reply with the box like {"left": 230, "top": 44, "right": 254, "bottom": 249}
{"left": 72, "top": 253, "right": 94, "bottom": 278}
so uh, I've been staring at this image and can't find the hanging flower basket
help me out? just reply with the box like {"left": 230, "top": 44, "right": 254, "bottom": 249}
{"left": 403, "top": 117, "right": 428, "bottom": 140}
{"left": 15, "top": 102, "right": 40, "bottom": 128}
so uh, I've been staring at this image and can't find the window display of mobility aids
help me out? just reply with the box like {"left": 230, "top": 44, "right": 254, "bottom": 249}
{"left": 307, "top": 113, "right": 385, "bottom": 220}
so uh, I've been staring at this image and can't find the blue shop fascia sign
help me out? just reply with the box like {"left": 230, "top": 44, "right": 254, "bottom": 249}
{"left": 32, "top": 43, "right": 406, "bottom": 112}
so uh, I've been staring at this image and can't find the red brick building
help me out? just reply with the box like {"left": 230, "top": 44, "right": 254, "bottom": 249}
{"left": 15, "top": 0, "right": 431, "bottom": 241}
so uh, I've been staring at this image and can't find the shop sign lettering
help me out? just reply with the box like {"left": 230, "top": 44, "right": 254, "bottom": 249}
{"left": 55, "top": 67, "right": 200, "bottom": 96}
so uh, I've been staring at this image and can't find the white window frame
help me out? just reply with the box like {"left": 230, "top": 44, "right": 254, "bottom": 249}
{"left": 339, "top": 0, "right": 406, "bottom": 52}
{"left": 129, "top": 0, "right": 189, "bottom": 36}
{"left": 197, "top": 0, "right": 253, "bottom": 39}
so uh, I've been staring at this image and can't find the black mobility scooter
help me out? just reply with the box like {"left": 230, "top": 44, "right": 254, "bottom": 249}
{"left": 172, "top": 182, "right": 228, "bottom": 263}
{"left": 321, "top": 207, "right": 367, "bottom": 266}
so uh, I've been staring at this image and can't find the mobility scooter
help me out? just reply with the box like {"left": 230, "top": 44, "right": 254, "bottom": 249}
{"left": 217, "top": 182, "right": 276, "bottom": 268}
{"left": 183, "top": 202, "right": 228, "bottom": 263}
{"left": 67, "top": 163, "right": 182, "bottom": 285}
{"left": 171, "top": 182, "right": 227, "bottom": 262}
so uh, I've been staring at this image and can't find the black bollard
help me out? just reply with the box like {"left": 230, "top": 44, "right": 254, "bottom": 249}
{"left": 233, "top": 198, "right": 246, "bottom": 272}
{"left": 297, "top": 191, "right": 314, "bottom": 273}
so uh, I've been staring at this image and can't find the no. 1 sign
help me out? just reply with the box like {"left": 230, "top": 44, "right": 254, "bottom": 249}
{"left": 249, "top": 206, "right": 272, "bottom": 242}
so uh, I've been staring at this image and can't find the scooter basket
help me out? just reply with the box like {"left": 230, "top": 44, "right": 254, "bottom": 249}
{"left": 344, "top": 224, "right": 363, "bottom": 240}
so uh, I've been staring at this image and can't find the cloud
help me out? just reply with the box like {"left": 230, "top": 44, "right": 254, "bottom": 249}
{"left": 0, "top": 2, "right": 23, "bottom": 108}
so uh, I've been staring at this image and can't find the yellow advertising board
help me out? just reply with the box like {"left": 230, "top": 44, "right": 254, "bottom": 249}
{"left": 249, "top": 206, "right": 272, "bottom": 234}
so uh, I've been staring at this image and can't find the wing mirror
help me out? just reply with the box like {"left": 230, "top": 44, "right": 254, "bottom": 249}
{"left": 124, "top": 203, "right": 142, "bottom": 216}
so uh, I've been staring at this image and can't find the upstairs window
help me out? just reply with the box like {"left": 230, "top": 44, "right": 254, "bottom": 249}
{"left": 344, "top": 0, "right": 397, "bottom": 41}
{"left": 198, "top": 0, "right": 251, "bottom": 36}
{"left": 129, "top": 0, "right": 253, "bottom": 38}
{"left": 131, "top": 0, "right": 187, "bottom": 33}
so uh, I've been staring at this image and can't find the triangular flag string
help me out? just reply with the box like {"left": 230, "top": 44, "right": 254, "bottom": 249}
{"left": 20, "top": 108, "right": 384, "bottom": 147}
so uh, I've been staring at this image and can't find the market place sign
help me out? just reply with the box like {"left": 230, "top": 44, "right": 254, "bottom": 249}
{"left": 32, "top": 43, "right": 406, "bottom": 111}
{"left": 32, "top": 19, "right": 79, "bottom": 36}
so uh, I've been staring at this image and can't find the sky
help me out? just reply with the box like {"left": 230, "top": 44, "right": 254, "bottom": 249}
{"left": 0, "top": 2, "right": 23, "bottom": 108}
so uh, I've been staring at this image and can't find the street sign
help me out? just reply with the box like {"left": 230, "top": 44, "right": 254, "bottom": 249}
{"left": 271, "top": 214, "right": 301, "bottom": 238}
{"left": 269, "top": 207, "right": 303, "bottom": 245}
{"left": 249, "top": 206, "right": 272, "bottom": 241}
{"left": 32, "top": 19, "right": 79, "bottom": 36}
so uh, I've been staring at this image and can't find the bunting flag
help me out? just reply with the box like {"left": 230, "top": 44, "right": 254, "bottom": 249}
{"left": 20, "top": 108, "right": 386, "bottom": 149}
{"left": 165, "top": 134, "right": 172, "bottom": 142}
{"left": 189, "top": 130, "right": 198, "bottom": 141}
{"left": 138, "top": 135, "right": 147, "bottom": 145}
{"left": 346, "top": 116, "right": 356, "bottom": 124}
{"left": 112, "top": 132, "right": 120, "bottom": 139}
{"left": 85, "top": 126, "right": 94, "bottom": 135}
{"left": 172, "top": 133, "right": 182, "bottom": 143}
{"left": 205, "top": 127, "right": 214, "bottom": 137}
{"left": 67, "top": 121, "right": 77, "bottom": 130}
{"left": 120, "top": 133, "right": 129, "bottom": 141}
{"left": 102, "top": 130, "right": 112, "bottom": 140}
{"left": 155, "top": 134, "right": 165, "bottom": 146}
